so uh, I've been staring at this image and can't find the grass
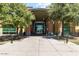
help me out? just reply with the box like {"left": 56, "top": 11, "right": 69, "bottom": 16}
{"left": 0, "top": 41, "right": 8, "bottom": 45}
{"left": 55, "top": 36, "right": 79, "bottom": 45}
{"left": 69, "top": 37, "right": 79, "bottom": 45}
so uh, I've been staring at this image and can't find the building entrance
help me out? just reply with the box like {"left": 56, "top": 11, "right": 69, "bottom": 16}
{"left": 32, "top": 21, "right": 46, "bottom": 35}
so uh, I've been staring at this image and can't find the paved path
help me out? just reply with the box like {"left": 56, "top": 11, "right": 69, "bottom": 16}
{"left": 0, "top": 36, "right": 79, "bottom": 56}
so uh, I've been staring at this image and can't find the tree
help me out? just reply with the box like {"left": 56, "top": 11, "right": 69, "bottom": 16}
{"left": 48, "top": 3, "right": 79, "bottom": 36}
{"left": 0, "top": 3, "right": 35, "bottom": 35}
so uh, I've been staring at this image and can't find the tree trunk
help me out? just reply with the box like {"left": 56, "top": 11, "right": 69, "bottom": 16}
{"left": 53, "top": 21, "right": 55, "bottom": 34}
{"left": 61, "top": 20, "right": 64, "bottom": 37}
{"left": 19, "top": 27, "right": 23, "bottom": 36}
{"left": 24, "top": 27, "right": 27, "bottom": 36}
{"left": 16, "top": 27, "right": 19, "bottom": 35}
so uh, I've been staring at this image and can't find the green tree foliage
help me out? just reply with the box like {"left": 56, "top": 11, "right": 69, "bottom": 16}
{"left": 48, "top": 3, "right": 79, "bottom": 36}
{"left": 0, "top": 3, "right": 35, "bottom": 35}
{"left": 48, "top": 3, "right": 79, "bottom": 22}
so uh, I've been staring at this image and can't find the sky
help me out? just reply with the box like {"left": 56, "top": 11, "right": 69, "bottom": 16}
{"left": 26, "top": 3, "right": 51, "bottom": 8}
{"left": 0, "top": 0, "right": 78, "bottom": 3}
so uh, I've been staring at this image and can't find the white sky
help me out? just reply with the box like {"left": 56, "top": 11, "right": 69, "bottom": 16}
{"left": 0, "top": 0, "right": 79, "bottom": 3}
{"left": 26, "top": 3, "right": 51, "bottom": 8}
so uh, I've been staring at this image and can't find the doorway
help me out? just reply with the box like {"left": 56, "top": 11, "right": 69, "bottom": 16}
{"left": 32, "top": 21, "right": 46, "bottom": 35}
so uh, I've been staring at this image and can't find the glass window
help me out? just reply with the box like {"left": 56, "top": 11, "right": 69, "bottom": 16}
{"left": 2, "top": 24, "right": 16, "bottom": 34}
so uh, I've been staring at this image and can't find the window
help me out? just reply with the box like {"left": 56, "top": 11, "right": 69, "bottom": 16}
{"left": 2, "top": 24, "right": 16, "bottom": 34}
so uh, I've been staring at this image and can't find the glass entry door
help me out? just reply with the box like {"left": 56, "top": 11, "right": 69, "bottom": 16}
{"left": 35, "top": 24, "right": 44, "bottom": 34}
{"left": 34, "top": 21, "right": 45, "bottom": 35}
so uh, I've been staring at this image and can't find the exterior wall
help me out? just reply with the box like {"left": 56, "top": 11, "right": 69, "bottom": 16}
{"left": 70, "top": 22, "right": 75, "bottom": 34}
{"left": 46, "top": 18, "right": 62, "bottom": 35}
{"left": 69, "top": 22, "right": 79, "bottom": 36}
{"left": 75, "top": 26, "right": 79, "bottom": 32}
{"left": 0, "top": 25, "right": 2, "bottom": 36}
{"left": 46, "top": 20, "right": 53, "bottom": 33}
{"left": 71, "top": 24, "right": 79, "bottom": 36}
{"left": 0, "top": 19, "right": 78, "bottom": 36}
{"left": 22, "top": 20, "right": 79, "bottom": 36}
{"left": 0, "top": 21, "right": 3, "bottom": 36}
{"left": 54, "top": 20, "right": 62, "bottom": 35}
{"left": 26, "top": 25, "right": 31, "bottom": 35}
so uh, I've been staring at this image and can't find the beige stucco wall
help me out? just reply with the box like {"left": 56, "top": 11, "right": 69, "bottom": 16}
{"left": 0, "top": 28, "right": 2, "bottom": 36}
{"left": 0, "top": 21, "right": 2, "bottom": 36}
{"left": 69, "top": 22, "right": 75, "bottom": 33}
{"left": 75, "top": 26, "right": 79, "bottom": 32}
{"left": 54, "top": 20, "right": 62, "bottom": 33}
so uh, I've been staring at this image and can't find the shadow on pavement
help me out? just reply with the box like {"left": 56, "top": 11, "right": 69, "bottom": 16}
{"left": 42, "top": 35, "right": 75, "bottom": 40}
{"left": 0, "top": 35, "right": 28, "bottom": 45}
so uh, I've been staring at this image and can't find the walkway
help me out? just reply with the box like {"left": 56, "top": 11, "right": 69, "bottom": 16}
{"left": 0, "top": 36, "right": 79, "bottom": 56}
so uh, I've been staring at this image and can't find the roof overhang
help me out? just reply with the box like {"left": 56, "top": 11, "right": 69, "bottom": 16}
{"left": 30, "top": 8, "right": 49, "bottom": 20}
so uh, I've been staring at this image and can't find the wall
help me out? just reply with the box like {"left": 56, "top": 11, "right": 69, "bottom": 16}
{"left": 75, "top": 26, "right": 79, "bottom": 32}
{"left": 70, "top": 22, "right": 75, "bottom": 34}
{"left": 46, "top": 19, "right": 62, "bottom": 35}
{"left": 0, "top": 21, "right": 3, "bottom": 36}
{"left": 46, "top": 19, "right": 53, "bottom": 33}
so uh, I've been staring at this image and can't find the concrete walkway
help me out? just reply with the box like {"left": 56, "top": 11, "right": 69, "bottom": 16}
{"left": 0, "top": 36, "right": 79, "bottom": 56}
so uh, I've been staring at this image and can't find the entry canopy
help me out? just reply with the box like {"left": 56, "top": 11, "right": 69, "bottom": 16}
{"left": 30, "top": 8, "right": 49, "bottom": 20}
